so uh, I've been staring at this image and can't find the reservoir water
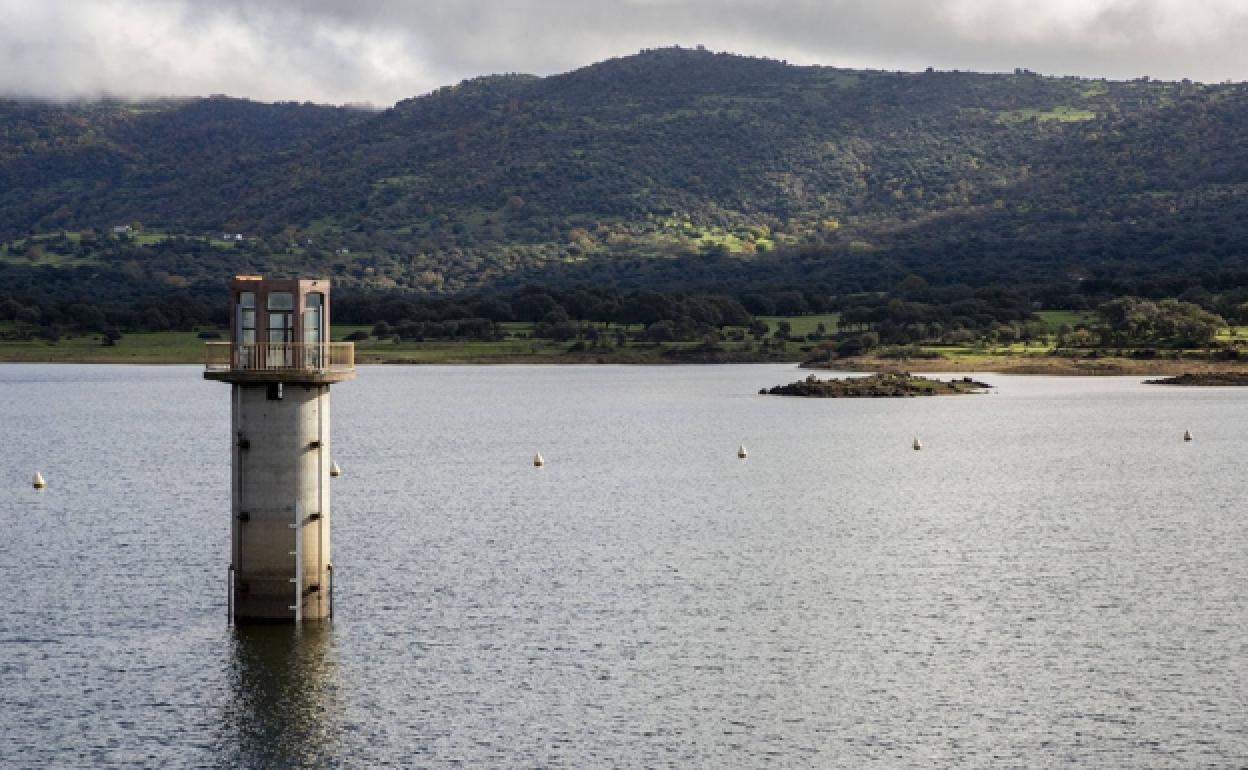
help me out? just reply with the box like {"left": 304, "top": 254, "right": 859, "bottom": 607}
{"left": 1, "top": 364, "right": 1245, "bottom": 767}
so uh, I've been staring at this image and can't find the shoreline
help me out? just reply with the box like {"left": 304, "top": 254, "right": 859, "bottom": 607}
{"left": 5, "top": 351, "right": 1248, "bottom": 376}
{"left": 819, "top": 354, "right": 1248, "bottom": 377}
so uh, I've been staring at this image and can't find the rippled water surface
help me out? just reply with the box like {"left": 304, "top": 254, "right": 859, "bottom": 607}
{"left": 1, "top": 364, "right": 1246, "bottom": 768}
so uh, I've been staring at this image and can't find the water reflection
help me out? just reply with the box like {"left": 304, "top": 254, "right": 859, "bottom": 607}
{"left": 223, "top": 624, "right": 344, "bottom": 769}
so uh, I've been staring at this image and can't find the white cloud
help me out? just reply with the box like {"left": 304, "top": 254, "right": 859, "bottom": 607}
{"left": 2, "top": 0, "right": 1248, "bottom": 105}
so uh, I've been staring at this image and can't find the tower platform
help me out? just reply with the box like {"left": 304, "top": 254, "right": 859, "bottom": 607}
{"left": 204, "top": 342, "right": 356, "bottom": 384}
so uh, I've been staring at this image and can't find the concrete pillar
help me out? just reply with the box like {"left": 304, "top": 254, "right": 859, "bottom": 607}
{"left": 231, "top": 382, "right": 333, "bottom": 621}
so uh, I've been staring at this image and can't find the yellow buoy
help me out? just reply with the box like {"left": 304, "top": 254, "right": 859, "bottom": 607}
{"left": 533, "top": 452, "right": 545, "bottom": 467}
{"left": 737, "top": 445, "right": 748, "bottom": 459}
{"left": 912, "top": 437, "right": 922, "bottom": 451}
{"left": 1183, "top": 430, "right": 1192, "bottom": 442}
{"left": 33, "top": 472, "right": 46, "bottom": 489}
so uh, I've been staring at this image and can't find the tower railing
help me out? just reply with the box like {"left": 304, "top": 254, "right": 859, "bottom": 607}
{"left": 205, "top": 342, "right": 355, "bottom": 373}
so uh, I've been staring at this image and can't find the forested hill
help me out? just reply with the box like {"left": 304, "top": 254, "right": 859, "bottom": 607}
{"left": 0, "top": 96, "right": 369, "bottom": 234}
{"left": 6, "top": 46, "right": 1248, "bottom": 301}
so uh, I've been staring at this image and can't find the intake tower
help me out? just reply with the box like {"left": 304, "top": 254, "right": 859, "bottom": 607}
{"left": 205, "top": 276, "right": 355, "bottom": 622}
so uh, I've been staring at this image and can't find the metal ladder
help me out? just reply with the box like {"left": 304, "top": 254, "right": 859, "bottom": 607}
{"left": 289, "top": 501, "right": 303, "bottom": 622}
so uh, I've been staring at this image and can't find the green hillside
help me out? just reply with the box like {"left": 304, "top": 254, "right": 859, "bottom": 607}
{"left": 5, "top": 46, "right": 1248, "bottom": 302}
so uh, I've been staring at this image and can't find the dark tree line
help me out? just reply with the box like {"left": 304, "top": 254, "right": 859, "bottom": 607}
{"left": 333, "top": 285, "right": 757, "bottom": 343}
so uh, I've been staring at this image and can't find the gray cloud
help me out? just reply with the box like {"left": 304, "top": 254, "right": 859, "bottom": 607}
{"left": 3, "top": 0, "right": 1248, "bottom": 105}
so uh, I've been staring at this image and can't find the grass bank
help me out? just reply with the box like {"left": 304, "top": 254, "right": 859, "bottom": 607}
{"left": 7, "top": 316, "right": 1248, "bottom": 375}
{"left": 0, "top": 323, "right": 805, "bottom": 365}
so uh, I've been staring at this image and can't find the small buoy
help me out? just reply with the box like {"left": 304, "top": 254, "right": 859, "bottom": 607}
{"left": 533, "top": 452, "right": 545, "bottom": 467}
{"left": 32, "top": 472, "right": 45, "bottom": 489}
{"left": 912, "top": 437, "right": 922, "bottom": 451}
{"left": 330, "top": 461, "right": 342, "bottom": 477}
{"left": 737, "top": 445, "right": 748, "bottom": 459}
{"left": 1183, "top": 430, "right": 1192, "bottom": 442}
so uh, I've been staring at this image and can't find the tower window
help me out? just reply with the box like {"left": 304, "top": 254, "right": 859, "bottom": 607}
{"left": 238, "top": 292, "right": 256, "bottom": 345}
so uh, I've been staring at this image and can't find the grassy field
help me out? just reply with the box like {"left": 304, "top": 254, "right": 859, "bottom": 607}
{"left": 346, "top": 328, "right": 579, "bottom": 363}
{"left": 0, "top": 321, "right": 795, "bottom": 364}
{"left": 1034, "top": 310, "right": 1096, "bottom": 331}
{"left": 757, "top": 313, "right": 839, "bottom": 336}
{"left": 0, "top": 327, "right": 219, "bottom": 363}
{"left": 996, "top": 106, "right": 1097, "bottom": 123}
{"left": 346, "top": 322, "right": 756, "bottom": 363}
{"left": 7, "top": 309, "right": 1248, "bottom": 371}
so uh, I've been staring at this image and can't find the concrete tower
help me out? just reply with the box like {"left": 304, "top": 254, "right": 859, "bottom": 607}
{"left": 205, "top": 276, "right": 355, "bottom": 622}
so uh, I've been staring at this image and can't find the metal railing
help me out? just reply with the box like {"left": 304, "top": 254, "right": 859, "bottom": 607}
{"left": 205, "top": 342, "right": 355, "bottom": 373}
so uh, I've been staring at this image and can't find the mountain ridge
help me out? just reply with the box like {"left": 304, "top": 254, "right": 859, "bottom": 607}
{"left": 4, "top": 46, "right": 1248, "bottom": 301}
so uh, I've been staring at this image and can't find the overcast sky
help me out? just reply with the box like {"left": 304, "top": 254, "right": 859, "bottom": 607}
{"left": 3, "top": 0, "right": 1248, "bottom": 105}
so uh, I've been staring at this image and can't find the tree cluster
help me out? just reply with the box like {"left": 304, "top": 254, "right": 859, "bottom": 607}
{"left": 834, "top": 276, "right": 1042, "bottom": 348}
{"left": 1089, "top": 297, "right": 1226, "bottom": 348}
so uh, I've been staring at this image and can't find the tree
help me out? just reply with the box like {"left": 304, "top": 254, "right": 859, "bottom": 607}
{"left": 143, "top": 308, "right": 171, "bottom": 331}
{"left": 66, "top": 303, "right": 106, "bottom": 333}
{"left": 512, "top": 292, "right": 560, "bottom": 322}
{"left": 894, "top": 274, "right": 930, "bottom": 300}
{"left": 644, "top": 320, "right": 676, "bottom": 342}
{"left": 1095, "top": 297, "right": 1225, "bottom": 348}
{"left": 473, "top": 298, "right": 514, "bottom": 322}
{"left": 741, "top": 293, "right": 776, "bottom": 315}
{"left": 542, "top": 307, "right": 571, "bottom": 325}
{"left": 536, "top": 320, "right": 578, "bottom": 341}
{"left": 14, "top": 306, "right": 41, "bottom": 336}
{"left": 772, "top": 292, "right": 809, "bottom": 315}
{"left": 842, "top": 331, "right": 880, "bottom": 355}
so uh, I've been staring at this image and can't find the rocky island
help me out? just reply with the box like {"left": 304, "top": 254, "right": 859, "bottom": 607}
{"left": 1144, "top": 372, "right": 1248, "bottom": 386}
{"left": 762, "top": 372, "right": 992, "bottom": 397}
